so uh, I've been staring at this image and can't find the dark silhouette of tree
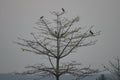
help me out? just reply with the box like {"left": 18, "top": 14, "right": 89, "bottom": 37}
{"left": 15, "top": 9, "right": 100, "bottom": 80}
{"left": 104, "top": 56, "right": 120, "bottom": 80}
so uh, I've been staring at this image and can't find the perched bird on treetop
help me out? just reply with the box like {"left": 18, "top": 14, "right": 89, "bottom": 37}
{"left": 62, "top": 8, "right": 65, "bottom": 12}
{"left": 40, "top": 16, "right": 44, "bottom": 19}
{"left": 55, "top": 31, "right": 57, "bottom": 34}
{"left": 90, "top": 30, "right": 94, "bottom": 35}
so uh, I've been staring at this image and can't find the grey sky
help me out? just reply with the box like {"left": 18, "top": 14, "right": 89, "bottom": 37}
{"left": 0, "top": 0, "right": 120, "bottom": 73}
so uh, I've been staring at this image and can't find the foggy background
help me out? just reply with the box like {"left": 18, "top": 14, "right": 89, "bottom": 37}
{"left": 0, "top": 0, "right": 120, "bottom": 73}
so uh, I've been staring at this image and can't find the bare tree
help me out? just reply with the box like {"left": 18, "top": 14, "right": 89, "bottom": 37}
{"left": 15, "top": 9, "right": 100, "bottom": 80}
{"left": 104, "top": 56, "right": 120, "bottom": 80}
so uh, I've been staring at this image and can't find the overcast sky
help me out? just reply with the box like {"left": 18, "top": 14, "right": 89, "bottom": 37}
{"left": 0, "top": 0, "right": 120, "bottom": 73}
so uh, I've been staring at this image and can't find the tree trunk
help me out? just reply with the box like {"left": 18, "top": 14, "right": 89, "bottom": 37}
{"left": 56, "top": 75, "right": 60, "bottom": 80}
{"left": 56, "top": 58, "right": 60, "bottom": 80}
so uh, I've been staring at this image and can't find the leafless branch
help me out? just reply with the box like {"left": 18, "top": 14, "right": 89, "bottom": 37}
{"left": 104, "top": 56, "right": 120, "bottom": 80}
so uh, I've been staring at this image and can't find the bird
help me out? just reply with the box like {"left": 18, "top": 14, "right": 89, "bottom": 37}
{"left": 40, "top": 16, "right": 44, "bottom": 19}
{"left": 55, "top": 31, "right": 57, "bottom": 34}
{"left": 62, "top": 8, "right": 65, "bottom": 12}
{"left": 90, "top": 30, "right": 94, "bottom": 35}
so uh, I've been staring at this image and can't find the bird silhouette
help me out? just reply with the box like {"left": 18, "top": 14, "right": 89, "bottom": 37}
{"left": 40, "top": 16, "right": 44, "bottom": 19}
{"left": 62, "top": 8, "right": 65, "bottom": 12}
{"left": 55, "top": 31, "right": 57, "bottom": 34}
{"left": 90, "top": 30, "right": 93, "bottom": 35}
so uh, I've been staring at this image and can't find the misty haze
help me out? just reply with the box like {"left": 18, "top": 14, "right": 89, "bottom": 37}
{"left": 0, "top": 0, "right": 120, "bottom": 80}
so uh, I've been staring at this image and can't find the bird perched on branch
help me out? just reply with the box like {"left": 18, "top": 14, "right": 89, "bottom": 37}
{"left": 62, "top": 8, "right": 65, "bottom": 12}
{"left": 40, "top": 16, "right": 44, "bottom": 19}
{"left": 55, "top": 31, "right": 57, "bottom": 34}
{"left": 90, "top": 30, "right": 94, "bottom": 35}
